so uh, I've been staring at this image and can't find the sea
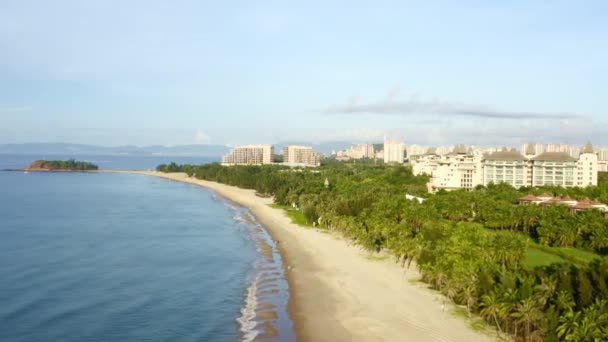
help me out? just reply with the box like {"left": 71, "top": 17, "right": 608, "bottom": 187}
{"left": 0, "top": 154, "right": 294, "bottom": 342}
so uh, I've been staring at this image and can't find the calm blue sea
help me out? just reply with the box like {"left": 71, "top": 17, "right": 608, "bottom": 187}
{"left": 0, "top": 155, "right": 293, "bottom": 342}
{"left": 0, "top": 154, "right": 218, "bottom": 171}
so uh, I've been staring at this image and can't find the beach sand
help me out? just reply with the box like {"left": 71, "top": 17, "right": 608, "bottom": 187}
{"left": 119, "top": 171, "right": 493, "bottom": 342}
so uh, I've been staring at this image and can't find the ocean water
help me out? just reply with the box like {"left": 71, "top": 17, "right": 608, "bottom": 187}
{"left": 0, "top": 156, "right": 294, "bottom": 341}
{"left": 0, "top": 154, "right": 218, "bottom": 171}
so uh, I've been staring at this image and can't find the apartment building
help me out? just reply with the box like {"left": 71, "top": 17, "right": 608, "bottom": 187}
{"left": 222, "top": 144, "right": 274, "bottom": 165}
{"left": 406, "top": 144, "right": 427, "bottom": 157}
{"left": 336, "top": 144, "right": 375, "bottom": 160}
{"left": 283, "top": 145, "right": 321, "bottom": 167}
{"left": 383, "top": 139, "right": 405, "bottom": 164}
{"left": 576, "top": 142, "right": 598, "bottom": 187}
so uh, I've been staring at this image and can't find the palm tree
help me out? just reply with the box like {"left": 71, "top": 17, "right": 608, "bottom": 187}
{"left": 511, "top": 297, "right": 542, "bottom": 341}
{"left": 479, "top": 292, "right": 505, "bottom": 335}
{"left": 554, "top": 290, "right": 575, "bottom": 313}
{"left": 557, "top": 309, "right": 580, "bottom": 340}
{"left": 535, "top": 276, "right": 557, "bottom": 308}
{"left": 460, "top": 282, "right": 477, "bottom": 318}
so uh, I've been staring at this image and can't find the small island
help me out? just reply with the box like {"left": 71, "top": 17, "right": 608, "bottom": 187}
{"left": 25, "top": 159, "right": 99, "bottom": 171}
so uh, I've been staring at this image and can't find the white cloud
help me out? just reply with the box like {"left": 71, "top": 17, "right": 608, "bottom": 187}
{"left": 326, "top": 92, "right": 580, "bottom": 119}
{"left": 194, "top": 130, "right": 211, "bottom": 144}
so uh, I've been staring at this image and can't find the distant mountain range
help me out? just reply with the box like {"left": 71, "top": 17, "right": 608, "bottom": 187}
{"left": 0, "top": 143, "right": 231, "bottom": 157}
{"left": 0, "top": 142, "right": 359, "bottom": 157}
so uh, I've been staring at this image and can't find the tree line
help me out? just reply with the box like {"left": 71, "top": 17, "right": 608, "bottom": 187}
{"left": 28, "top": 159, "right": 99, "bottom": 171}
{"left": 157, "top": 162, "right": 608, "bottom": 340}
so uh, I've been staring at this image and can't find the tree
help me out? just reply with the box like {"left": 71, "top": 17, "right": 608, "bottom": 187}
{"left": 479, "top": 292, "right": 505, "bottom": 335}
{"left": 511, "top": 297, "right": 542, "bottom": 341}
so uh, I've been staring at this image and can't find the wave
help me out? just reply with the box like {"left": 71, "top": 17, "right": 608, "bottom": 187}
{"left": 225, "top": 199, "right": 294, "bottom": 341}
{"left": 237, "top": 275, "right": 260, "bottom": 342}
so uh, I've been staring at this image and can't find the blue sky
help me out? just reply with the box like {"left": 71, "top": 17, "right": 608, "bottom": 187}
{"left": 0, "top": 0, "right": 606, "bottom": 147}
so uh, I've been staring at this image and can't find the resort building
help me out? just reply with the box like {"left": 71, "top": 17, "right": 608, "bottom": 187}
{"left": 283, "top": 145, "right": 321, "bottom": 167}
{"left": 222, "top": 144, "right": 274, "bottom": 166}
{"left": 412, "top": 145, "right": 483, "bottom": 191}
{"left": 383, "top": 139, "right": 405, "bottom": 164}
{"left": 413, "top": 142, "right": 599, "bottom": 192}
{"left": 483, "top": 148, "right": 529, "bottom": 188}
{"left": 529, "top": 152, "right": 578, "bottom": 187}
{"left": 518, "top": 194, "right": 608, "bottom": 218}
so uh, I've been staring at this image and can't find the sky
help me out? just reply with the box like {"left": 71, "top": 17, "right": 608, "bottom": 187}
{"left": 0, "top": 0, "right": 606, "bottom": 147}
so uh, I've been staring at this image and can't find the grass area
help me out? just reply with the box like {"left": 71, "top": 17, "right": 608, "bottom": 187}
{"left": 523, "top": 247, "right": 567, "bottom": 269}
{"left": 269, "top": 204, "right": 312, "bottom": 227}
{"left": 557, "top": 246, "right": 601, "bottom": 262}
{"left": 523, "top": 242, "right": 601, "bottom": 269}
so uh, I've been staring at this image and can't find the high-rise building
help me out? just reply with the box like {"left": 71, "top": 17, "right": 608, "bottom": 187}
{"left": 336, "top": 144, "right": 375, "bottom": 160}
{"left": 283, "top": 145, "right": 321, "bottom": 166}
{"left": 406, "top": 144, "right": 427, "bottom": 157}
{"left": 576, "top": 142, "right": 598, "bottom": 187}
{"left": 222, "top": 144, "right": 274, "bottom": 165}
{"left": 598, "top": 148, "right": 608, "bottom": 161}
{"left": 383, "top": 139, "right": 405, "bottom": 164}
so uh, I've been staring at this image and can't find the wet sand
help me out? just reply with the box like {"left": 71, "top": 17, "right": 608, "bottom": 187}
{"left": 114, "top": 171, "right": 493, "bottom": 342}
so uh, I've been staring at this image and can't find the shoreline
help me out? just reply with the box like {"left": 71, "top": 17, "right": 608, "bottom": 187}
{"left": 107, "top": 171, "right": 493, "bottom": 341}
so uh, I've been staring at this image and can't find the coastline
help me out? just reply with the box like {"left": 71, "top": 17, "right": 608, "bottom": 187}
{"left": 108, "top": 171, "right": 493, "bottom": 342}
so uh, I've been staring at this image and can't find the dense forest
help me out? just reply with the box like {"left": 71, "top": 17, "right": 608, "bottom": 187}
{"left": 28, "top": 159, "right": 99, "bottom": 171}
{"left": 157, "top": 162, "right": 608, "bottom": 340}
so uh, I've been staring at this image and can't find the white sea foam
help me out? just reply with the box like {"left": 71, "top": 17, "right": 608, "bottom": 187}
{"left": 237, "top": 275, "right": 260, "bottom": 342}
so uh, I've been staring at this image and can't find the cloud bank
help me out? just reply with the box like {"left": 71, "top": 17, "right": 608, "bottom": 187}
{"left": 326, "top": 95, "right": 580, "bottom": 119}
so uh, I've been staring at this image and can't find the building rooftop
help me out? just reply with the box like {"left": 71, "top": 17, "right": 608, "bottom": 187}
{"left": 525, "top": 144, "right": 535, "bottom": 156}
{"left": 451, "top": 144, "right": 468, "bottom": 154}
{"left": 582, "top": 141, "right": 595, "bottom": 154}
{"left": 519, "top": 194, "right": 540, "bottom": 201}
{"left": 531, "top": 152, "right": 577, "bottom": 162}
{"left": 424, "top": 147, "right": 437, "bottom": 155}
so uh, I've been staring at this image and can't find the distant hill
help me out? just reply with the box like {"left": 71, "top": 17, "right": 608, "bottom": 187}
{"left": 0, "top": 143, "right": 231, "bottom": 157}
{"left": 0, "top": 141, "right": 374, "bottom": 157}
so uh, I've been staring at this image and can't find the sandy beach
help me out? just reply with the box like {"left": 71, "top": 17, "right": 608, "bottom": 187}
{"left": 119, "top": 171, "right": 493, "bottom": 342}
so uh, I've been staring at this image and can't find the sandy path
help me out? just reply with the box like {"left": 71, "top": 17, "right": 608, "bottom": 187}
{"left": 115, "top": 171, "right": 493, "bottom": 342}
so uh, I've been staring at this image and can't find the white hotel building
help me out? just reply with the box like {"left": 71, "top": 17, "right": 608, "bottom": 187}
{"left": 222, "top": 144, "right": 274, "bottom": 166}
{"left": 413, "top": 143, "right": 599, "bottom": 192}
{"left": 413, "top": 145, "right": 483, "bottom": 191}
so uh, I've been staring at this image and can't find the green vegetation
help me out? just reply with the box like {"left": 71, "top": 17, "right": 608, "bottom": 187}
{"left": 523, "top": 247, "right": 566, "bottom": 269}
{"left": 530, "top": 243, "right": 600, "bottom": 266}
{"left": 28, "top": 159, "right": 98, "bottom": 171}
{"left": 599, "top": 171, "right": 608, "bottom": 186}
{"left": 158, "top": 162, "right": 608, "bottom": 340}
{"left": 270, "top": 204, "right": 311, "bottom": 227}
